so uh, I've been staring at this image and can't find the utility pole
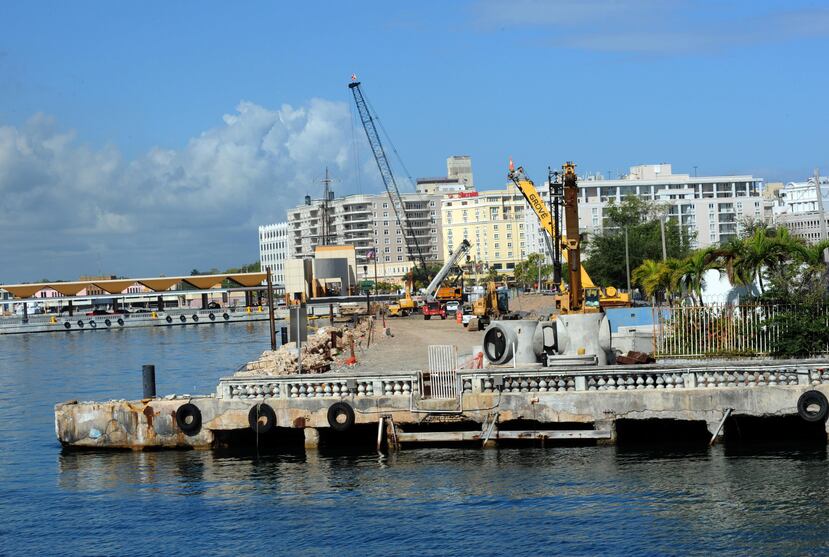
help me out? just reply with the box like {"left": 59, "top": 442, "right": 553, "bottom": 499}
{"left": 320, "top": 168, "right": 333, "bottom": 245}
{"left": 660, "top": 216, "right": 668, "bottom": 261}
{"left": 814, "top": 168, "right": 829, "bottom": 262}
{"left": 624, "top": 227, "right": 631, "bottom": 293}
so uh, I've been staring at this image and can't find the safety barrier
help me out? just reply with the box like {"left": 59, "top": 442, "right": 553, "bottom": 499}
{"left": 653, "top": 303, "right": 829, "bottom": 358}
{"left": 216, "top": 362, "right": 829, "bottom": 401}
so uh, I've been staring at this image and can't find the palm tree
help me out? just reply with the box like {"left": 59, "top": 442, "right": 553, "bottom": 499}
{"left": 712, "top": 238, "right": 750, "bottom": 289}
{"left": 674, "top": 248, "right": 719, "bottom": 305}
{"left": 792, "top": 239, "right": 829, "bottom": 266}
{"left": 632, "top": 259, "right": 665, "bottom": 301}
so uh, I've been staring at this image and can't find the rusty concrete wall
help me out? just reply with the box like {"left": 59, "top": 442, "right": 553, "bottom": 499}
{"left": 56, "top": 382, "right": 829, "bottom": 450}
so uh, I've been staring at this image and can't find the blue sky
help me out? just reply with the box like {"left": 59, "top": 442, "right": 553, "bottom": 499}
{"left": 1, "top": 0, "right": 828, "bottom": 281}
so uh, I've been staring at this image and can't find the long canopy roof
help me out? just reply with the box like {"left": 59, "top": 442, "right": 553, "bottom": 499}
{"left": 0, "top": 273, "right": 267, "bottom": 299}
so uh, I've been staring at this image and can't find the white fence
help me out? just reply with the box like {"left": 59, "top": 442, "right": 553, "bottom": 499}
{"left": 653, "top": 303, "right": 823, "bottom": 358}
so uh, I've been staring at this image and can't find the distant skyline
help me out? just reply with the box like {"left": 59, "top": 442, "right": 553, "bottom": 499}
{"left": 2, "top": 0, "right": 828, "bottom": 281}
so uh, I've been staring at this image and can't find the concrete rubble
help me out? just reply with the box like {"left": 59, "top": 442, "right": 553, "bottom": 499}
{"left": 235, "top": 318, "right": 377, "bottom": 376}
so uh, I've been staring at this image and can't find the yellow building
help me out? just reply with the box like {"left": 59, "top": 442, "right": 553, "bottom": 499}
{"left": 441, "top": 185, "right": 527, "bottom": 277}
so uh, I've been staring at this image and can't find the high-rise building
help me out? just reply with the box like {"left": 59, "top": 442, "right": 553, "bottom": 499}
{"left": 522, "top": 164, "right": 768, "bottom": 258}
{"left": 441, "top": 186, "right": 527, "bottom": 276}
{"left": 286, "top": 192, "right": 444, "bottom": 267}
{"left": 446, "top": 155, "right": 474, "bottom": 190}
{"left": 774, "top": 174, "right": 829, "bottom": 244}
{"left": 416, "top": 155, "right": 474, "bottom": 194}
{"left": 258, "top": 222, "right": 289, "bottom": 284}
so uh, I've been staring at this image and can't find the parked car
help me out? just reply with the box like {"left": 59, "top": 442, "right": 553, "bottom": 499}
{"left": 445, "top": 301, "right": 460, "bottom": 314}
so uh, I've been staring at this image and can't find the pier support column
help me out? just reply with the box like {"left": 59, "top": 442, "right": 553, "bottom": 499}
{"left": 304, "top": 427, "right": 320, "bottom": 450}
{"left": 595, "top": 419, "right": 617, "bottom": 446}
{"left": 706, "top": 419, "right": 725, "bottom": 445}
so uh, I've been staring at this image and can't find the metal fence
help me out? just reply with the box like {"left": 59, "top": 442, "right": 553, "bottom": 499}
{"left": 653, "top": 303, "right": 823, "bottom": 358}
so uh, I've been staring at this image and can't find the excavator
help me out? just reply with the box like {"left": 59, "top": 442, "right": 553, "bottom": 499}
{"left": 508, "top": 160, "right": 630, "bottom": 313}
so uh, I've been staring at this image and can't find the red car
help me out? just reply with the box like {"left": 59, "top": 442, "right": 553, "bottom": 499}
{"left": 422, "top": 301, "right": 446, "bottom": 320}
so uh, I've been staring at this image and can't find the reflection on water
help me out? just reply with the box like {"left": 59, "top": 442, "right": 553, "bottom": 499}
{"left": 2, "top": 323, "right": 829, "bottom": 555}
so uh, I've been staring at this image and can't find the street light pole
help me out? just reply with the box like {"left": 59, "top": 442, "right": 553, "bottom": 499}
{"left": 659, "top": 217, "right": 668, "bottom": 261}
{"left": 814, "top": 168, "right": 829, "bottom": 263}
{"left": 624, "top": 227, "right": 631, "bottom": 293}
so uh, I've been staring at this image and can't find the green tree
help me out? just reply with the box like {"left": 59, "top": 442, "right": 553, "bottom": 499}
{"left": 584, "top": 196, "right": 693, "bottom": 289}
{"left": 672, "top": 248, "right": 720, "bottom": 305}
{"left": 513, "top": 253, "right": 553, "bottom": 288}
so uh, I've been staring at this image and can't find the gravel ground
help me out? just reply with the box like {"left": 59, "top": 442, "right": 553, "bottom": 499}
{"left": 342, "top": 313, "right": 483, "bottom": 373}
{"left": 331, "top": 293, "right": 557, "bottom": 373}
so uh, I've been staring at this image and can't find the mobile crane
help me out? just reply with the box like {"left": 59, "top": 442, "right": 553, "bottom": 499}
{"left": 508, "top": 161, "right": 630, "bottom": 313}
{"left": 421, "top": 239, "right": 471, "bottom": 320}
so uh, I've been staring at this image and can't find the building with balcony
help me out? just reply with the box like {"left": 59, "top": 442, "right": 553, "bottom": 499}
{"left": 258, "top": 222, "right": 289, "bottom": 285}
{"left": 777, "top": 175, "right": 829, "bottom": 214}
{"left": 523, "top": 164, "right": 768, "bottom": 259}
{"left": 286, "top": 192, "right": 444, "bottom": 268}
{"left": 441, "top": 188, "right": 528, "bottom": 276}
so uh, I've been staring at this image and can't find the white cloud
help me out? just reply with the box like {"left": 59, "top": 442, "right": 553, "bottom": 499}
{"left": 0, "top": 98, "right": 372, "bottom": 281}
{"left": 472, "top": 0, "right": 829, "bottom": 54}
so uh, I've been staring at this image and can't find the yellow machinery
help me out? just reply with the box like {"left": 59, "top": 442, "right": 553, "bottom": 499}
{"left": 509, "top": 161, "right": 630, "bottom": 313}
{"left": 388, "top": 275, "right": 418, "bottom": 317}
{"left": 468, "top": 282, "right": 508, "bottom": 331}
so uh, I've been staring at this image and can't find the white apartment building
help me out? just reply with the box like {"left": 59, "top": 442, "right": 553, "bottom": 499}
{"left": 774, "top": 175, "right": 829, "bottom": 244}
{"left": 777, "top": 176, "right": 829, "bottom": 214}
{"left": 258, "top": 222, "right": 289, "bottom": 285}
{"left": 287, "top": 192, "right": 444, "bottom": 267}
{"left": 524, "top": 164, "right": 768, "bottom": 258}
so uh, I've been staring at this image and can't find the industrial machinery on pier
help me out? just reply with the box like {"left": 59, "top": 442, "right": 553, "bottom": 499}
{"left": 508, "top": 161, "right": 630, "bottom": 313}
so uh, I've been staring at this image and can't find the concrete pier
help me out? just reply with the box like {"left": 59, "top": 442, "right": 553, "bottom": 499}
{"left": 55, "top": 360, "right": 829, "bottom": 451}
{"left": 1, "top": 306, "right": 286, "bottom": 335}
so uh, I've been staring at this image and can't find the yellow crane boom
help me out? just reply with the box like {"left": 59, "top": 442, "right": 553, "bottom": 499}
{"left": 508, "top": 168, "right": 595, "bottom": 288}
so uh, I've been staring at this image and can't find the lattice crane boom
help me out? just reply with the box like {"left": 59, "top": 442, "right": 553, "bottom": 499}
{"left": 348, "top": 78, "right": 427, "bottom": 271}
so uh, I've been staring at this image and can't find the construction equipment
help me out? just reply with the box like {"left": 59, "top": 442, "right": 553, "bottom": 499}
{"left": 348, "top": 76, "right": 427, "bottom": 272}
{"left": 467, "top": 282, "right": 509, "bottom": 331}
{"left": 388, "top": 275, "right": 417, "bottom": 317}
{"left": 421, "top": 301, "right": 447, "bottom": 320}
{"left": 508, "top": 161, "right": 630, "bottom": 313}
{"left": 423, "top": 239, "right": 471, "bottom": 303}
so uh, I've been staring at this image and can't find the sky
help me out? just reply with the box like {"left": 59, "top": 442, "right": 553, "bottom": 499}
{"left": 1, "top": 0, "right": 828, "bottom": 282}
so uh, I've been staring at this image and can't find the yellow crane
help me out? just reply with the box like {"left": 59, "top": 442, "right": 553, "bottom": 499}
{"left": 508, "top": 161, "right": 630, "bottom": 313}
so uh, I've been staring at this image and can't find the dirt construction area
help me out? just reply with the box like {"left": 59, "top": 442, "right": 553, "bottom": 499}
{"left": 345, "top": 314, "right": 484, "bottom": 373}
{"left": 341, "top": 293, "right": 559, "bottom": 373}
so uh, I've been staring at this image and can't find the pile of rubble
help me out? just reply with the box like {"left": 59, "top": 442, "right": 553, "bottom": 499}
{"left": 234, "top": 319, "right": 376, "bottom": 377}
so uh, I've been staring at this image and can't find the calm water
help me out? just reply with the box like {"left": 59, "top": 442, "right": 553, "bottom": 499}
{"left": 1, "top": 323, "right": 828, "bottom": 556}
